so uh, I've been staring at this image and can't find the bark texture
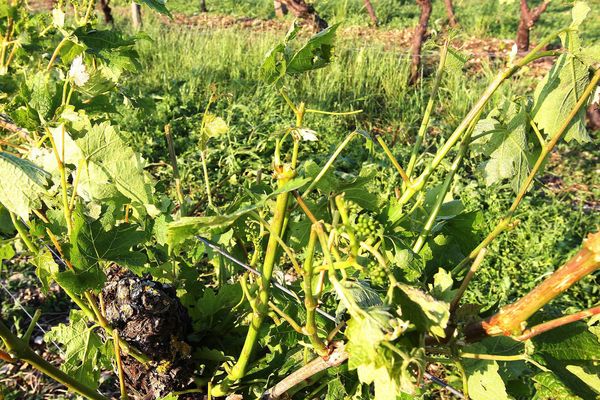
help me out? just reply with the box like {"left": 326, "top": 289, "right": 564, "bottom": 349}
{"left": 282, "top": 0, "right": 328, "bottom": 31}
{"left": 465, "top": 232, "right": 600, "bottom": 341}
{"left": 274, "top": 0, "right": 288, "bottom": 17}
{"left": 443, "top": 0, "right": 457, "bottom": 27}
{"left": 364, "top": 0, "right": 378, "bottom": 26}
{"left": 409, "top": 0, "right": 432, "bottom": 85}
{"left": 99, "top": 0, "right": 114, "bottom": 25}
{"left": 516, "top": 0, "right": 549, "bottom": 52}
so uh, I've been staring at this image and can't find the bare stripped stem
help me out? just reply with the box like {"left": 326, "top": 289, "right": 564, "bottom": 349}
{"left": 515, "top": 305, "right": 600, "bottom": 341}
{"left": 112, "top": 330, "right": 129, "bottom": 400}
{"left": 466, "top": 232, "right": 600, "bottom": 339}
{"left": 268, "top": 302, "right": 304, "bottom": 334}
{"left": 302, "top": 131, "right": 359, "bottom": 199}
{"left": 302, "top": 228, "right": 328, "bottom": 356}
{"left": 261, "top": 342, "right": 349, "bottom": 400}
{"left": 376, "top": 135, "right": 411, "bottom": 185}
{"left": 450, "top": 248, "right": 488, "bottom": 312}
{"left": 411, "top": 118, "right": 476, "bottom": 254}
{"left": 47, "top": 126, "right": 73, "bottom": 235}
{"left": 22, "top": 309, "right": 42, "bottom": 343}
{"left": 164, "top": 124, "right": 186, "bottom": 215}
{"left": 390, "top": 31, "right": 567, "bottom": 222}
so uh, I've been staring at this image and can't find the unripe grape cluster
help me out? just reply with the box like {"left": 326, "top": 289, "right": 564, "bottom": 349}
{"left": 367, "top": 260, "right": 387, "bottom": 287}
{"left": 354, "top": 213, "right": 383, "bottom": 242}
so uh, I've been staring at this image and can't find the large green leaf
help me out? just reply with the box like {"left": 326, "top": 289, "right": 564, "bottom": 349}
{"left": 0, "top": 152, "right": 50, "bottom": 220}
{"left": 261, "top": 22, "right": 339, "bottom": 84}
{"left": 73, "top": 121, "right": 154, "bottom": 208}
{"left": 533, "top": 323, "right": 600, "bottom": 361}
{"left": 533, "top": 372, "right": 580, "bottom": 400}
{"left": 481, "top": 109, "right": 532, "bottom": 193}
{"left": 286, "top": 23, "right": 340, "bottom": 75}
{"left": 45, "top": 310, "right": 112, "bottom": 389}
{"left": 531, "top": 54, "right": 591, "bottom": 143}
{"left": 69, "top": 206, "right": 147, "bottom": 274}
{"left": 464, "top": 357, "right": 510, "bottom": 400}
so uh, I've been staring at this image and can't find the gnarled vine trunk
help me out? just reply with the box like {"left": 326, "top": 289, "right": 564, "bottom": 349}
{"left": 443, "top": 0, "right": 457, "bottom": 27}
{"left": 516, "top": 0, "right": 549, "bottom": 52}
{"left": 409, "top": 0, "right": 432, "bottom": 85}
{"left": 99, "top": 0, "right": 114, "bottom": 25}
{"left": 282, "top": 0, "right": 328, "bottom": 31}
{"left": 200, "top": 0, "right": 207, "bottom": 12}
{"left": 364, "top": 0, "right": 377, "bottom": 26}
{"left": 274, "top": 0, "right": 288, "bottom": 17}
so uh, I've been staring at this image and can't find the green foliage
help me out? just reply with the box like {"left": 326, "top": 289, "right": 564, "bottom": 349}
{"left": 262, "top": 22, "right": 340, "bottom": 85}
{"left": 1, "top": 1, "right": 599, "bottom": 400}
{"left": 0, "top": 152, "right": 50, "bottom": 220}
{"left": 45, "top": 310, "right": 113, "bottom": 390}
{"left": 532, "top": 54, "right": 591, "bottom": 143}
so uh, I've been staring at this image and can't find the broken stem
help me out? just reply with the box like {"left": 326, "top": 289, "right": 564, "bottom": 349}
{"left": 515, "top": 305, "right": 600, "bottom": 341}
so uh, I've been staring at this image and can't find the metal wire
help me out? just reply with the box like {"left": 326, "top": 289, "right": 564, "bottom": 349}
{"left": 0, "top": 279, "right": 64, "bottom": 356}
{"left": 195, "top": 235, "right": 337, "bottom": 323}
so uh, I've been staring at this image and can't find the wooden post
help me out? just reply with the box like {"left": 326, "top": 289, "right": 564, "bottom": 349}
{"left": 274, "top": 0, "right": 288, "bottom": 17}
{"left": 131, "top": 1, "right": 142, "bottom": 30}
{"left": 200, "top": 0, "right": 208, "bottom": 12}
{"left": 283, "top": 0, "right": 328, "bottom": 31}
{"left": 99, "top": 0, "right": 114, "bottom": 25}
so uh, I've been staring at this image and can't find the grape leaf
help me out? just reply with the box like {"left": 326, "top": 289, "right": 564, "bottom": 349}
{"left": 463, "top": 344, "right": 510, "bottom": 400}
{"left": 33, "top": 248, "right": 59, "bottom": 292}
{"left": 27, "top": 71, "right": 61, "bottom": 122}
{"left": 45, "top": 310, "right": 112, "bottom": 389}
{"left": 533, "top": 372, "right": 580, "bottom": 400}
{"left": 137, "top": 0, "right": 172, "bottom": 17}
{"left": 429, "top": 268, "right": 455, "bottom": 302}
{"left": 566, "top": 364, "right": 600, "bottom": 393}
{"left": 73, "top": 121, "right": 154, "bottom": 209}
{"left": 261, "top": 22, "right": 339, "bottom": 84}
{"left": 445, "top": 47, "right": 468, "bottom": 75}
{"left": 0, "top": 152, "right": 50, "bottom": 220}
{"left": 570, "top": 1, "right": 591, "bottom": 28}
{"left": 286, "top": 23, "right": 340, "bottom": 75}
{"left": 480, "top": 108, "right": 533, "bottom": 193}
{"left": 69, "top": 206, "right": 147, "bottom": 274}
{"left": 533, "top": 323, "right": 600, "bottom": 361}
{"left": 393, "top": 283, "right": 449, "bottom": 338}
{"left": 531, "top": 54, "right": 591, "bottom": 143}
